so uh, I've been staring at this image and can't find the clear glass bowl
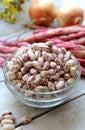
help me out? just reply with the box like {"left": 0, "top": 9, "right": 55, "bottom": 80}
{"left": 3, "top": 54, "right": 81, "bottom": 108}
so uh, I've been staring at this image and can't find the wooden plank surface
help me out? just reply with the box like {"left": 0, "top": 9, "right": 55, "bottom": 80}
{"left": 0, "top": 81, "right": 52, "bottom": 119}
{"left": 23, "top": 95, "right": 85, "bottom": 130}
{"left": 0, "top": 25, "right": 85, "bottom": 130}
{"left": 0, "top": 11, "right": 85, "bottom": 122}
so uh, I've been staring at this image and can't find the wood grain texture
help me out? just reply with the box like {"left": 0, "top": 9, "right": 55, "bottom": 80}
{"left": 23, "top": 95, "right": 85, "bottom": 130}
{"left": 0, "top": 81, "right": 52, "bottom": 119}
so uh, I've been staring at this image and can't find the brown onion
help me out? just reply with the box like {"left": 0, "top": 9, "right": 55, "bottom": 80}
{"left": 57, "top": 6, "right": 84, "bottom": 27}
{"left": 29, "top": 0, "right": 57, "bottom": 26}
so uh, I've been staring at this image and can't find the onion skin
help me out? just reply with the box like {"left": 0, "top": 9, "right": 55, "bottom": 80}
{"left": 29, "top": 0, "right": 57, "bottom": 26}
{"left": 57, "top": 6, "right": 84, "bottom": 27}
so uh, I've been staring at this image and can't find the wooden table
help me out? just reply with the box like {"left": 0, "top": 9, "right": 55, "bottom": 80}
{"left": 0, "top": 1, "right": 85, "bottom": 130}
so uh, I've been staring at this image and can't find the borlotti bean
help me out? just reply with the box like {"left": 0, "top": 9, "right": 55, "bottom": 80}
{"left": 5, "top": 41, "right": 80, "bottom": 92}
{"left": 3, "top": 124, "right": 15, "bottom": 130}
{"left": 1, "top": 112, "right": 12, "bottom": 116}
{"left": 1, "top": 119, "right": 14, "bottom": 126}
{"left": 3, "top": 115, "right": 15, "bottom": 121}
{"left": 14, "top": 127, "right": 23, "bottom": 130}
{"left": 1, "top": 112, "right": 15, "bottom": 130}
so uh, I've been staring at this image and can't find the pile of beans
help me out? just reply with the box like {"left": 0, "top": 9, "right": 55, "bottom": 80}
{"left": 0, "top": 111, "right": 19, "bottom": 130}
{"left": 0, "top": 111, "right": 31, "bottom": 130}
{"left": 5, "top": 41, "right": 80, "bottom": 92}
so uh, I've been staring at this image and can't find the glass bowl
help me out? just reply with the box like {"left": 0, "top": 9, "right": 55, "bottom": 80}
{"left": 3, "top": 54, "right": 81, "bottom": 108}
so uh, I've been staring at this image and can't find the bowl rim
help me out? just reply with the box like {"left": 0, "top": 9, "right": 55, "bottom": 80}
{"left": 3, "top": 52, "right": 81, "bottom": 95}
